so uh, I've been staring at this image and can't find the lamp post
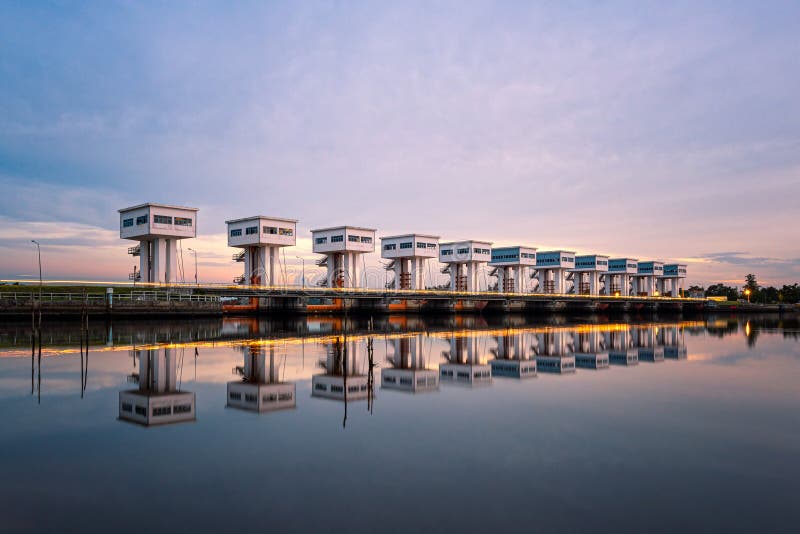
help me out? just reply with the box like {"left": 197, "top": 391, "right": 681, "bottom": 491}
{"left": 187, "top": 248, "right": 198, "bottom": 285}
{"left": 295, "top": 256, "right": 305, "bottom": 288}
{"left": 31, "top": 240, "right": 42, "bottom": 292}
{"left": 744, "top": 288, "right": 751, "bottom": 303}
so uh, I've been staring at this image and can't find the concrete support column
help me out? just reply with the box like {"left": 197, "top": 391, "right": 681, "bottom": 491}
{"left": 410, "top": 257, "right": 418, "bottom": 290}
{"left": 326, "top": 254, "right": 335, "bottom": 287}
{"left": 351, "top": 253, "right": 359, "bottom": 288}
{"left": 152, "top": 238, "right": 167, "bottom": 284}
{"left": 496, "top": 267, "right": 504, "bottom": 292}
{"left": 164, "top": 238, "right": 177, "bottom": 284}
{"left": 343, "top": 253, "right": 351, "bottom": 288}
{"left": 139, "top": 240, "right": 151, "bottom": 283}
{"left": 267, "top": 247, "right": 275, "bottom": 286}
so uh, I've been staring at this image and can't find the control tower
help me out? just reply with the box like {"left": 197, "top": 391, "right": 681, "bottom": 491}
{"left": 439, "top": 240, "right": 492, "bottom": 292}
{"left": 119, "top": 203, "right": 198, "bottom": 284}
{"left": 488, "top": 246, "right": 537, "bottom": 292}
{"left": 311, "top": 226, "right": 376, "bottom": 288}
{"left": 380, "top": 233, "right": 439, "bottom": 289}
{"left": 659, "top": 264, "right": 687, "bottom": 297}
{"left": 226, "top": 216, "right": 297, "bottom": 286}
{"left": 570, "top": 254, "right": 609, "bottom": 295}
{"left": 534, "top": 250, "right": 576, "bottom": 294}
{"left": 605, "top": 258, "right": 638, "bottom": 296}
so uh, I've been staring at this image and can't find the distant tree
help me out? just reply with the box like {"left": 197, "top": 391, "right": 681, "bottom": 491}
{"left": 780, "top": 283, "right": 800, "bottom": 304}
{"left": 761, "top": 286, "right": 779, "bottom": 303}
{"left": 705, "top": 283, "right": 739, "bottom": 301}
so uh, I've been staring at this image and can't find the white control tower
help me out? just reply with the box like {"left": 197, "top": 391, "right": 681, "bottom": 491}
{"left": 311, "top": 225, "right": 376, "bottom": 288}
{"left": 380, "top": 233, "right": 439, "bottom": 289}
{"left": 226, "top": 216, "right": 297, "bottom": 286}
{"left": 119, "top": 203, "right": 198, "bottom": 284}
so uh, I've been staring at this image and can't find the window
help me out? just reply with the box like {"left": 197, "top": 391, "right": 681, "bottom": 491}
{"left": 154, "top": 215, "right": 172, "bottom": 225}
{"left": 441, "top": 249, "right": 453, "bottom": 256}
{"left": 348, "top": 235, "right": 360, "bottom": 242}
{"left": 135, "top": 405, "right": 147, "bottom": 416}
{"left": 152, "top": 406, "right": 172, "bottom": 417}
{"left": 314, "top": 383, "right": 328, "bottom": 391}
{"left": 400, "top": 377, "right": 412, "bottom": 385}
{"left": 245, "top": 393, "right": 257, "bottom": 403}
{"left": 264, "top": 226, "right": 277, "bottom": 234}
{"left": 457, "top": 248, "right": 470, "bottom": 254}
{"left": 417, "top": 242, "right": 428, "bottom": 249}
{"left": 315, "top": 237, "right": 327, "bottom": 244}
{"left": 384, "top": 375, "right": 396, "bottom": 383}
{"left": 278, "top": 392, "right": 293, "bottom": 401}
{"left": 174, "top": 404, "right": 191, "bottom": 414}
{"left": 245, "top": 226, "right": 258, "bottom": 235}
{"left": 331, "top": 235, "right": 344, "bottom": 243}
{"left": 229, "top": 391, "right": 242, "bottom": 400}
{"left": 400, "top": 242, "right": 413, "bottom": 249}
{"left": 279, "top": 227, "right": 293, "bottom": 236}
{"left": 427, "top": 243, "right": 437, "bottom": 248}
{"left": 475, "top": 248, "right": 490, "bottom": 255}
{"left": 136, "top": 215, "right": 148, "bottom": 225}
{"left": 360, "top": 236, "right": 372, "bottom": 244}
{"left": 122, "top": 218, "right": 134, "bottom": 228}
{"left": 384, "top": 244, "right": 396, "bottom": 251}
{"left": 330, "top": 385, "right": 343, "bottom": 393}
{"left": 175, "top": 217, "right": 192, "bottom": 227}
{"left": 121, "top": 402, "right": 132, "bottom": 412}
{"left": 230, "top": 229, "right": 242, "bottom": 237}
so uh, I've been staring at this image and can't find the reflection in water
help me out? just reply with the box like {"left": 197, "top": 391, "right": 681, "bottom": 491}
{"left": 536, "top": 330, "right": 576, "bottom": 374}
{"left": 118, "top": 347, "right": 196, "bottom": 426}
{"left": 312, "top": 336, "right": 372, "bottom": 401}
{"left": 227, "top": 344, "right": 296, "bottom": 413}
{"left": 633, "top": 325, "right": 665, "bottom": 362}
{"left": 381, "top": 334, "right": 439, "bottom": 393}
{"left": 440, "top": 332, "right": 492, "bottom": 386}
{"left": 573, "top": 327, "right": 610, "bottom": 370}
{"left": 605, "top": 327, "right": 639, "bottom": 366}
{"left": 490, "top": 330, "right": 537, "bottom": 378}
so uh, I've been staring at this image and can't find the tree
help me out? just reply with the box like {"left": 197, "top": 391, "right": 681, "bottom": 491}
{"left": 705, "top": 283, "right": 739, "bottom": 301}
{"left": 780, "top": 283, "right": 800, "bottom": 304}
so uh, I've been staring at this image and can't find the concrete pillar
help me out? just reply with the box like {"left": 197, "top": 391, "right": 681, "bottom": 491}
{"left": 590, "top": 272, "right": 597, "bottom": 295}
{"left": 496, "top": 267, "right": 504, "bottom": 292}
{"left": 152, "top": 238, "right": 167, "bottom": 284}
{"left": 352, "top": 253, "right": 359, "bottom": 288}
{"left": 267, "top": 247, "right": 275, "bottom": 286}
{"left": 139, "top": 240, "right": 151, "bottom": 282}
{"left": 326, "top": 255, "right": 334, "bottom": 287}
{"left": 165, "top": 238, "right": 177, "bottom": 283}
{"left": 410, "top": 257, "right": 418, "bottom": 290}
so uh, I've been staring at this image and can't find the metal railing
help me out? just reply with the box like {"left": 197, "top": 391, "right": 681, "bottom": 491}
{"left": 0, "top": 291, "right": 220, "bottom": 303}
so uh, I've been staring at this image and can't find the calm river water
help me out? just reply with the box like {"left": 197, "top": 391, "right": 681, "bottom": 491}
{"left": 0, "top": 314, "right": 798, "bottom": 533}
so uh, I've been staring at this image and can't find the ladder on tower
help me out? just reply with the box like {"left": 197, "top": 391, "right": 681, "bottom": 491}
{"left": 127, "top": 245, "right": 140, "bottom": 257}
{"left": 232, "top": 250, "right": 245, "bottom": 262}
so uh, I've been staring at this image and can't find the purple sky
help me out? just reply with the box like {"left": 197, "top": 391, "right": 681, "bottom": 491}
{"left": 1, "top": 1, "right": 798, "bottom": 287}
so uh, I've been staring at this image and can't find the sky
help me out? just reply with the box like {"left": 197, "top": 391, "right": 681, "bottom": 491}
{"left": 1, "top": 0, "right": 799, "bottom": 288}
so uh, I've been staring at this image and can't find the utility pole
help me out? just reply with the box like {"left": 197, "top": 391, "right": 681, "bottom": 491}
{"left": 188, "top": 248, "right": 198, "bottom": 285}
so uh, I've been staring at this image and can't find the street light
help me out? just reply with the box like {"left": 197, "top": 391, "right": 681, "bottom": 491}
{"left": 295, "top": 256, "right": 305, "bottom": 288}
{"left": 31, "top": 240, "right": 42, "bottom": 290}
{"left": 744, "top": 288, "right": 751, "bottom": 303}
{"left": 187, "top": 248, "right": 198, "bottom": 285}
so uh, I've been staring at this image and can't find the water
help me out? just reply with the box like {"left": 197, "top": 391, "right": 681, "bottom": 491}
{"left": 1, "top": 314, "right": 798, "bottom": 533}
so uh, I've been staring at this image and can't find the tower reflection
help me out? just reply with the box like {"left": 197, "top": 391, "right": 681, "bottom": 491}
{"left": 535, "top": 329, "right": 576, "bottom": 374}
{"left": 604, "top": 327, "right": 639, "bottom": 366}
{"left": 312, "top": 336, "right": 372, "bottom": 401}
{"left": 119, "top": 347, "right": 195, "bottom": 426}
{"left": 381, "top": 334, "right": 439, "bottom": 393}
{"left": 439, "top": 332, "right": 492, "bottom": 386}
{"left": 490, "top": 330, "right": 537, "bottom": 378}
{"left": 632, "top": 325, "right": 665, "bottom": 362}
{"left": 572, "top": 327, "right": 610, "bottom": 369}
{"left": 227, "top": 344, "right": 296, "bottom": 413}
